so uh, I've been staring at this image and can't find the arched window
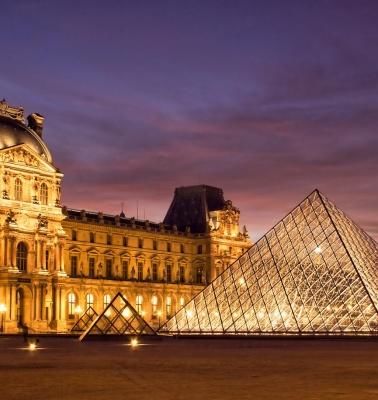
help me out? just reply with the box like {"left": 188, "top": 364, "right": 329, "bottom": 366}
{"left": 16, "top": 242, "right": 28, "bottom": 271}
{"left": 166, "top": 296, "right": 172, "bottom": 318}
{"left": 14, "top": 178, "right": 23, "bottom": 201}
{"left": 68, "top": 293, "right": 76, "bottom": 318}
{"left": 179, "top": 297, "right": 185, "bottom": 308}
{"left": 40, "top": 183, "right": 48, "bottom": 205}
{"left": 86, "top": 293, "right": 94, "bottom": 309}
{"left": 151, "top": 295, "right": 158, "bottom": 317}
{"left": 136, "top": 295, "right": 143, "bottom": 314}
{"left": 103, "top": 294, "right": 111, "bottom": 309}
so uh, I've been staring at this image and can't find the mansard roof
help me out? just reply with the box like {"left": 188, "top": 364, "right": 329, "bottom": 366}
{"left": 63, "top": 208, "right": 200, "bottom": 236}
{"left": 163, "top": 185, "right": 227, "bottom": 234}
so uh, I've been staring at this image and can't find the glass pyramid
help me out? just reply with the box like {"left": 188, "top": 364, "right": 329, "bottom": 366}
{"left": 162, "top": 190, "right": 378, "bottom": 335}
{"left": 80, "top": 292, "right": 156, "bottom": 340}
{"left": 71, "top": 306, "right": 98, "bottom": 333}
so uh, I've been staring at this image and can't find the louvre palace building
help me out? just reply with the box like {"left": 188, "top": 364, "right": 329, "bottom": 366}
{"left": 0, "top": 100, "right": 251, "bottom": 334}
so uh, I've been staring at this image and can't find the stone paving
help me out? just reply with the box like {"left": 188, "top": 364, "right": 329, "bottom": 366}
{"left": 1, "top": 336, "right": 378, "bottom": 400}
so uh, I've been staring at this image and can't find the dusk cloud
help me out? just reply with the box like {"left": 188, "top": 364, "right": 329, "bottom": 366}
{"left": 1, "top": 1, "right": 377, "bottom": 241}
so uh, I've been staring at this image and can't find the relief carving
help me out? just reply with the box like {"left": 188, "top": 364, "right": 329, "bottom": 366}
{"left": 0, "top": 148, "right": 40, "bottom": 167}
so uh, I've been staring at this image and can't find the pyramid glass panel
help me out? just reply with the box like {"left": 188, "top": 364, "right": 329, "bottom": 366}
{"left": 80, "top": 292, "right": 156, "bottom": 340}
{"left": 162, "top": 190, "right": 378, "bottom": 335}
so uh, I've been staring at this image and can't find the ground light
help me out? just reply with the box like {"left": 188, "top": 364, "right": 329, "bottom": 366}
{"left": 130, "top": 337, "right": 139, "bottom": 348}
{"left": 28, "top": 342, "right": 37, "bottom": 351}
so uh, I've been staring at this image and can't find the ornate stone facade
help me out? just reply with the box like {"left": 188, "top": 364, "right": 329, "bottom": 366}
{"left": 0, "top": 101, "right": 251, "bottom": 333}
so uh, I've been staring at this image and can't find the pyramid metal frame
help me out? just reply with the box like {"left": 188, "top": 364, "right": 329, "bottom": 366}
{"left": 161, "top": 190, "right": 378, "bottom": 335}
{"left": 80, "top": 292, "right": 156, "bottom": 340}
{"left": 70, "top": 306, "right": 98, "bottom": 333}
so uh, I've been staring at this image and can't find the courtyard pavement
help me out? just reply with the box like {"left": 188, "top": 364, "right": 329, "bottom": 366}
{"left": 0, "top": 336, "right": 377, "bottom": 399}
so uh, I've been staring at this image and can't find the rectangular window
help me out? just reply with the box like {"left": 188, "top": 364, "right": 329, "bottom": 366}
{"left": 167, "top": 242, "right": 171, "bottom": 252}
{"left": 107, "top": 234, "right": 112, "bottom": 245}
{"left": 136, "top": 295, "right": 143, "bottom": 314}
{"left": 137, "top": 263, "right": 143, "bottom": 281}
{"left": 72, "top": 230, "right": 77, "bottom": 241}
{"left": 89, "top": 258, "right": 95, "bottom": 278}
{"left": 106, "top": 259, "right": 112, "bottom": 278}
{"left": 152, "top": 263, "right": 158, "bottom": 281}
{"left": 138, "top": 238, "right": 143, "bottom": 249}
{"left": 122, "top": 260, "right": 128, "bottom": 280}
{"left": 123, "top": 237, "right": 128, "bottom": 247}
{"left": 45, "top": 250, "right": 49, "bottom": 270}
{"left": 166, "top": 297, "right": 172, "bottom": 318}
{"left": 197, "top": 245, "right": 203, "bottom": 254}
{"left": 153, "top": 240, "right": 158, "bottom": 250}
{"left": 196, "top": 267, "right": 203, "bottom": 284}
{"left": 71, "top": 256, "right": 78, "bottom": 277}
{"left": 89, "top": 232, "right": 95, "bottom": 243}
{"left": 180, "top": 244, "right": 185, "bottom": 253}
{"left": 179, "top": 266, "right": 185, "bottom": 283}
{"left": 166, "top": 264, "right": 172, "bottom": 283}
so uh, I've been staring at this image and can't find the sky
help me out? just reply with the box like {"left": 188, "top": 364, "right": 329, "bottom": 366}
{"left": 1, "top": 0, "right": 377, "bottom": 241}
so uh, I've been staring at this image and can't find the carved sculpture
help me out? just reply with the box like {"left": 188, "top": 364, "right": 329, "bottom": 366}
{"left": 37, "top": 214, "right": 48, "bottom": 229}
{"left": 0, "top": 99, "right": 24, "bottom": 122}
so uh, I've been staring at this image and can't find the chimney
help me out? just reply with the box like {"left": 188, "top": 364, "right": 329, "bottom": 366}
{"left": 27, "top": 113, "right": 45, "bottom": 137}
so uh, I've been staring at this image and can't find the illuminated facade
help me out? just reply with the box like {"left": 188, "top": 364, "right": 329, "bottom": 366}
{"left": 0, "top": 100, "right": 251, "bottom": 334}
{"left": 164, "top": 190, "right": 378, "bottom": 335}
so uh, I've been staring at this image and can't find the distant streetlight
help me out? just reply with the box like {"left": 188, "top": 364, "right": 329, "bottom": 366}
{"left": 0, "top": 303, "right": 6, "bottom": 333}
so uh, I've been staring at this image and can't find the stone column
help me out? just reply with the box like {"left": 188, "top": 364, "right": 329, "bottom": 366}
{"left": 0, "top": 235, "right": 5, "bottom": 267}
{"left": 59, "top": 243, "right": 65, "bottom": 272}
{"left": 35, "top": 284, "right": 41, "bottom": 320}
{"left": 6, "top": 237, "right": 12, "bottom": 267}
{"left": 11, "top": 237, "right": 16, "bottom": 268}
{"left": 40, "top": 285, "right": 45, "bottom": 320}
{"left": 41, "top": 241, "right": 46, "bottom": 270}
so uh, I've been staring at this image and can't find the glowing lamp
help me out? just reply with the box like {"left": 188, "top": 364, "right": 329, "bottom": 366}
{"left": 29, "top": 342, "right": 37, "bottom": 351}
{"left": 130, "top": 338, "right": 139, "bottom": 348}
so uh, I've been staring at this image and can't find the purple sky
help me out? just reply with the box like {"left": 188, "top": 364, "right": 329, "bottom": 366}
{"left": 1, "top": 1, "right": 377, "bottom": 241}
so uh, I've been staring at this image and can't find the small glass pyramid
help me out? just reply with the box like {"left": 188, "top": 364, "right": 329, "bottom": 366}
{"left": 162, "top": 190, "right": 378, "bottom": 335}
{"left": 80, "top": 292, "right": 156, "bottom": 340}
{"left": 71, "top": 306, "right": 98, "bottom": 333}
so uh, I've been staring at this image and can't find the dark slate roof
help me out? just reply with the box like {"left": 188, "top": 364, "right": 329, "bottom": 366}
{"left": 62, "top": 207, "right": 195, "bottom": 236}
{"left": 163, "top": 185, "right": 226, "bottom": 234}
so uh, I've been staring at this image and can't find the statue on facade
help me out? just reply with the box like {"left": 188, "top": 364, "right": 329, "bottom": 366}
{"left": 146, "top": 267, "right": 151, "bottom": 280}
{"left": 130, "top": 266, "right": 135, "bottom": 280}
{"left": 98, "top": 263, "right": 103, "bottom": 278}
{"left": 0, "top": 99, "right": 24, "bottom": 122}
{"left": 242, "top": 225, "right": 249, "bottom": 238}
{"left": 37, "top": 214, "right": 48, "bottom": 229}
{"left": 5, "top": 210, "right": 17, "bottom": 225}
